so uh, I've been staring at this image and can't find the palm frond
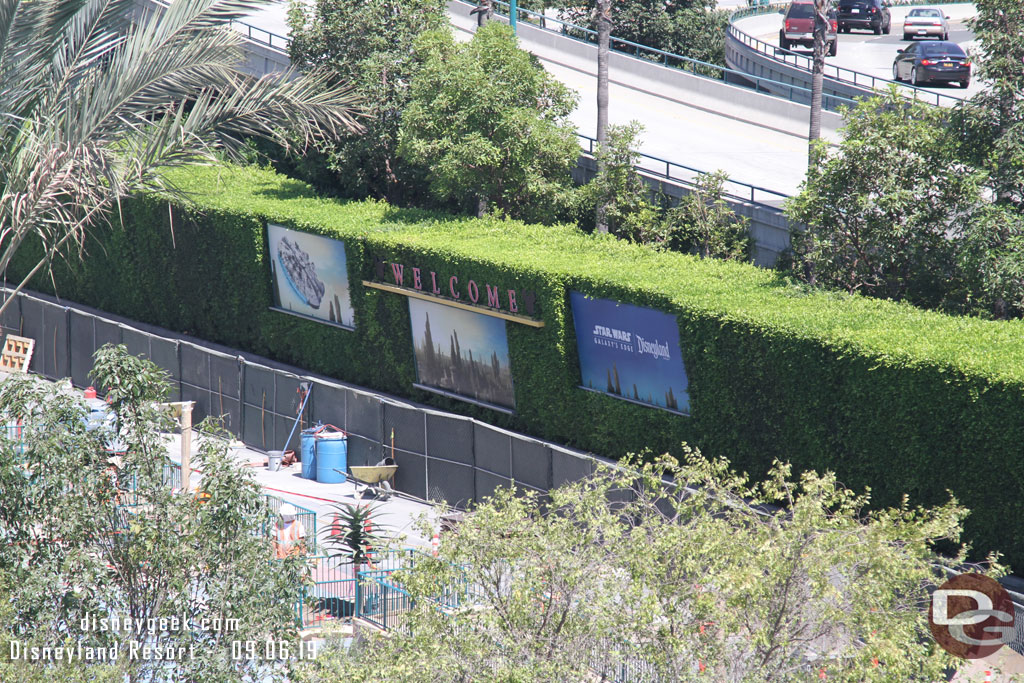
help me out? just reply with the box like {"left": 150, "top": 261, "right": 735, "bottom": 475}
{"left": 0, "top": 0, "right": 364, "bottom": 315}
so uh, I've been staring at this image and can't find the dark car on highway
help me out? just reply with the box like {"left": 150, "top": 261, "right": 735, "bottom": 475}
{"left": 892, "top": 40, "right": 970, "bottom": 87}
{"left": 838, "top": 0, "right": 891, "bottom": 35}
{"left": 779, "top": 0, "right": 838, "bottom": 55}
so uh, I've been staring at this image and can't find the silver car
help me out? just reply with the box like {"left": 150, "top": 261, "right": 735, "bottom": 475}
{"left": 903, "top": 8, "right": 950, "bottom": 41}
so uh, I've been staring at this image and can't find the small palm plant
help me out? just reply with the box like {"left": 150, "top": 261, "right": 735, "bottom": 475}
{"left": 326, "top": 502, "right": 384, "bottom": 569}
{"left": 327, "top": 502, "right": 388, "bottom": 616}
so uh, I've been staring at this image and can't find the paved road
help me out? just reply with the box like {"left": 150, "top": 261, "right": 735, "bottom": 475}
{"left": 541, "top": 59, "right": 813, "bottom": 198}
{"left": 236, "top": 3, "right": 981, "bottom": 198}
{"left": 733, "top": 4, "right": 981, "bottom": 101}
{"left": 241, "top": 0, "right": 827, "bottom": 197}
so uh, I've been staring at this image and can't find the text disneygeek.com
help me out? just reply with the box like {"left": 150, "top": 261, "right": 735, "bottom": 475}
{"left": 9, "top": 639, "right": 316, "bottom": 662}
{"left": 9, "top": 615, "right": 315, "bottom": 662}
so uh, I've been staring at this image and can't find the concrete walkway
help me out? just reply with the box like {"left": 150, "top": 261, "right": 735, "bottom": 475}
{"left": 164, "top": 431, "right": 439, "bottom": 553}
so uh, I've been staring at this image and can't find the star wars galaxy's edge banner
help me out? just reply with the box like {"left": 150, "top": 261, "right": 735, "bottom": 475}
{"left": 570, "top": 291, "right": 689, "bottom": 414}
{"left": 267, "top": 224, "right": 355, "bottom": 329}
{"left": 408, "top": 297, "right": 516, "bottom": 411}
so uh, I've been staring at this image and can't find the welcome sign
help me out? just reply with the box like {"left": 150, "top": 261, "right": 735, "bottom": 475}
{"left": 570, "top": 292, "right": 689, "bottom": 414}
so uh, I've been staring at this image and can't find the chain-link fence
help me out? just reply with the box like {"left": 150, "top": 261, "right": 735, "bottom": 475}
{"left": 2, "top": 288, "right": 598, "bottom": 514}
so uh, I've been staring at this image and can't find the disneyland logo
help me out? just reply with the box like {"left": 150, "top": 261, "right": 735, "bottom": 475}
{"left": 636, "top": 336, "right": 671, "bottom": 361}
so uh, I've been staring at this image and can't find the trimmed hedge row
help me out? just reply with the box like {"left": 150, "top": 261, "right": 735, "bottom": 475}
{"left": 17, "top": 164, "right": 1024, "bottom": 567}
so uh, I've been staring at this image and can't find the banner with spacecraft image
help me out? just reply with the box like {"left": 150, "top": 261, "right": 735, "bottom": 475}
{"left": 408, "top": 298, "right": 515, "bottom": 410}
{"left": 267, "top": 224, "right": 355, "bottom": 329}
{"left": 570, "top": 291, "right": 689, "bottom": 414}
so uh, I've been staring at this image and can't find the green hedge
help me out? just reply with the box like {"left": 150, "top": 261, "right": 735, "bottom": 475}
{"left": 17, "top": 163, "right": 1024, "bottom": 568}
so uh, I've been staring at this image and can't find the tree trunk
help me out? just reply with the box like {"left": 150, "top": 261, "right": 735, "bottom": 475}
{"left": 477, "top": 195, "right": 488, "bottom": 218}
{"left": 807, "top": 0, "right": 828, "bottom": 162}
{"left": 595, "top": 0, "right": 612, "bottom": 234}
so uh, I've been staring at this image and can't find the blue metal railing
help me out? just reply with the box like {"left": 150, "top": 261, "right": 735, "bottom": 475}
{"left": 294, "top": 549, "right": 421, "bottom": 629}
{"left": 726, "top": 2, "right": 966, "bottom": 108}
{"left": 162, "top": 459, "right": 181, "bottom": 491}
{"left": 263, "top": 494, "right": 319, "bottom": 553}
{"left": 576, "top": 133, "right": 791, "bottom": 205}
{"left": 297, "top": 554, "right": 359, "bottom": 628}
{"left": 358, "top": 568, "right": 414, "bottom": 634}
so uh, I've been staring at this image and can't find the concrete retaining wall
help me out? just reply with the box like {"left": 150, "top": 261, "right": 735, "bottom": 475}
{"left": 725, "top": 29, "right": 876, "bottom": 110}
{"left": 133, "top": 0, "right": 290, "bottom": 78}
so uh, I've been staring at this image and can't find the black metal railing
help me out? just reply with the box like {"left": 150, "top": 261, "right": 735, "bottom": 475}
{"left": 576, "top": 133, "right": 791, "bottom": 206}
{"left": 727, "top": 1, "right": 968, "bottom": 108}
{"left": 477, "top": 0, "right": 857, "bottom": 111}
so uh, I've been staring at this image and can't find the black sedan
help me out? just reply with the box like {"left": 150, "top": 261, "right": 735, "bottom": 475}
{"left": 892, "top": 41, "right": 970, "bottom": 87}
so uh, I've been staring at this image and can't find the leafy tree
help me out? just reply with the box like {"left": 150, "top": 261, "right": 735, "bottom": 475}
{"left": 581, "top": 124, "right": 749, "bottom": 260}
{"left": 786, "top": 90, "right": 984, "bottom": 307}
{"left": 952, "top": 203, "right": 1024, "bottom": 318}
{"left": 0, "top": 0, "right": 361, "bottom": 317}
{"left": 0, "top": 345, "right": 307, "bottom": 682}
{"left": 291, "top": 449, "right": 983, "bottom": 681}
{"left": 580, "top": 122, "right": 657, "bottom": 239}
{"left": 957, "top": 0, "right": 1024, "bottom": 207}
{"left": 559, "top": 0, "right": 730, "bottom": 68}
{"left": 397, "top": 23, "right": 579, "bottom": 221}
{"left": 656, "top": 170, "right": 750, "bottom": 260}
{"left": 287, "top": 0, "right": 447, "bottom": 204}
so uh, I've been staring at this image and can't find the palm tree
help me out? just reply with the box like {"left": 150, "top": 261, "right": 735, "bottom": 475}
{"left": 807, "top": 0, "right": 831, "bottom": 156}
{"left": 594, "top": 0, "right": 612, "bottom": 233}
{"left": 0, "top": 0, "right": 362, "bottom": 315}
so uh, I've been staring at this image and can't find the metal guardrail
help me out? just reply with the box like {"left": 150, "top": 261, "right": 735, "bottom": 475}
{"left": 295, "top": 549, "right": 421, "bottom": 630}
{"left": 576, "top": 133, "right": 791, "bottom": 205}
{"left": 727, "top": 1, "right": 969, "bottom": 108}
{"left": 142, "top": 0, "right": 291, "bottom": 53}
{"left": 482, "top": 0, "right": 857, "bottom": 113}
{"left": 229, "top": 19, "right": 290, "bottom": 52}
{"left": 1010, "top": 591, "right": 1024, "bottom": 657}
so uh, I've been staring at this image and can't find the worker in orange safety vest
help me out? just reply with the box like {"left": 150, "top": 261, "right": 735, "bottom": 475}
{"left": 273, "top": 503, "right": 306, "bottom": 559}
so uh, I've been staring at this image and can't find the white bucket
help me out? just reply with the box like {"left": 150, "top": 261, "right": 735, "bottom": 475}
{"left": 267, "top": 450, "right": 284, "bottom": 472}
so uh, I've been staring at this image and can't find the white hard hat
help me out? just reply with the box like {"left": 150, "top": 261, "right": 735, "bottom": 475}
{"left": 280, "top": 503, "right": 297, "bottom": 518}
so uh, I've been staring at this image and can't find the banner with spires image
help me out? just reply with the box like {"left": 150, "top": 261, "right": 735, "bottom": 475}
{"left": 408, "top": 298, "right": 515, "bottom": 410}
{"left": 267, "top": 224, "right": 355, "bottom": 329}
{"left": 570, "top": 291, "right": 689, "bottom": 414}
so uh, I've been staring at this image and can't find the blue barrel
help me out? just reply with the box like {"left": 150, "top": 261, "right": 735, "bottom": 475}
{"left": 300, "top": 427, "right": 318, "bottom": 480}
{"left": 315, "top": 431, "right": 348, "bottom": 484}
{"left": 85, "top": 398, "right": 109, "bottom": 431}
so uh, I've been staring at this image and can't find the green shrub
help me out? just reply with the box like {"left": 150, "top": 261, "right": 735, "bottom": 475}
{"left": 16, "top": 163, "right": 1024, "bottom": 569}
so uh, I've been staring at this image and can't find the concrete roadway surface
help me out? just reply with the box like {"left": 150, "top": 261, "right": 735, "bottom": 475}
{"left": 237, "top": 3, "right": 980, "bottom": 198}
{"left": 733, "top": 3, "right": 983, "bottom": 101}
{"left": 241, "top": 0, "right": 830, "bottom": 197}
{"left": 450, "top": 4, "right": 838, "bottom": 198}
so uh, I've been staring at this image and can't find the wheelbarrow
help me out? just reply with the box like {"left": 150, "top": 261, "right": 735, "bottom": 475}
{"left": 347, "top": 465, "right": 398, "bottom": 501}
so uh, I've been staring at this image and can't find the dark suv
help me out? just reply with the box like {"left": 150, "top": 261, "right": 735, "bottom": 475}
{"left": 838, "top": 0, "right": 891, "bottom": 35}
{"left": 779, "top": 0, "right": 838, "bottom": 55}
